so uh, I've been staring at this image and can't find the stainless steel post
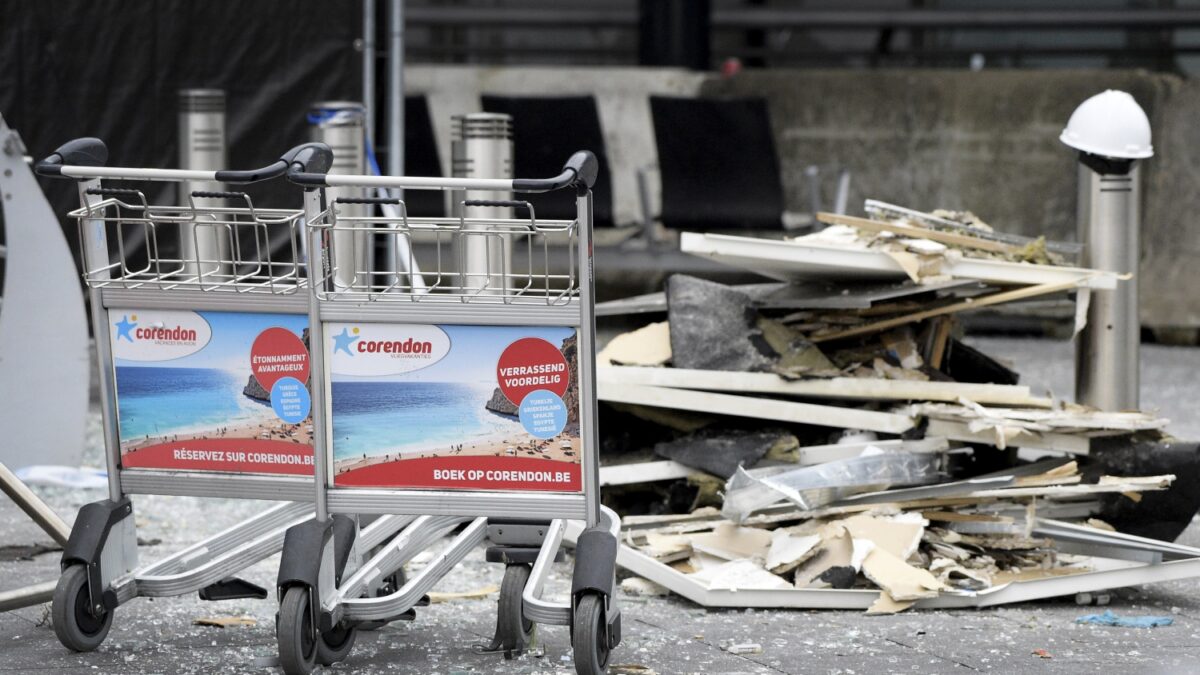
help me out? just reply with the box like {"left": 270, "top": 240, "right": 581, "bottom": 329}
{"left": 451, "top": 113, "right": 513, "bottom": 294}
{"left": 384, "top": 0, "right": 405, "bottom": 279}
{"left": 363, "top": 0, "right": 376, "bottom": 140}
{"left": 178, "top": 89, "right": 229, "bottom": 279}
{"left": 303, "top": 188, "right": 331, "bottom": 523}
{"left": 309, "top": 102, "right": 369, "bottom": 289}
{"left": 1075, "top": 162, "right": 1141, "bottom": 410}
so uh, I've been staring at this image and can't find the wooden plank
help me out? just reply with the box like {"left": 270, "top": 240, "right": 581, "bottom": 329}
{"left": 597, "top": 382, "right": 915, "bottom": 434}
{"left": 927, "top": 317, "right": 953, "bottom": 369}
{"left": 679, "top": 232, "right": 1120, "bottom": 290}
{"left": 810, "top": 280, "right": 1082, "bottom": 343}
{"left": 817, "top": 212, "right": 1020, "bottom": 254}
{"left": 599, "top": 460, "right": 694, "bottom": 486}
{"left": 926, "top": 419, "right": 1091, "bottom": 455}
{"left": 598, "top": 365, "right": 1052, "bottom": 408}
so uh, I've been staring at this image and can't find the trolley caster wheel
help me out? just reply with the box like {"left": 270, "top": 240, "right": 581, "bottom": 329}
{"left": 497, "top": 563, "right": 534, "bottom": 653}
{"left": 572, "top": 593, "right": 610, "bottom": 675}
{"left": 277, "top": 586, "right": 318, "bottom": 675}
{"left": 316, "top": 622, "right": 357, "bottom": 666}
{"left": 359, "top": 569, "right": 407, "bottom": 632}
{"left": 52, "top": 565, "right": 112, "bottom": 652}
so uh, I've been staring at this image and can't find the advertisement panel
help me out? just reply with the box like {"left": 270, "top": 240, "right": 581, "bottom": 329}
{"left": 110, "top": 309, "right": 313, "bottom": 475}
{"left": 328, "top": 322, "right": 582, "bottom": 492}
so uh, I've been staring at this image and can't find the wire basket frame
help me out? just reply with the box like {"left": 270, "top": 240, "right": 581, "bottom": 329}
{"left": 67, "top": 188, "right": 306, "bottom": 294}
{"left": 307, "top": 199, "right": 579, "bottom": 305}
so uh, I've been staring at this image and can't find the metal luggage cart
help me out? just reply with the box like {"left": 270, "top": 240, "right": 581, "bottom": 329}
{"left": 274, "top": 150, "right": 622, "bottom": 674}
{"left": 32, "top": 139, "right": 413, "bottom": 655}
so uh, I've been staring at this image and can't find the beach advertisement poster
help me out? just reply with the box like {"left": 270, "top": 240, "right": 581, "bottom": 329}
{"left": 329, "top": 322, "right": 582, "bottom": 492}
{"left": 110, "top": 309, "right": 314, "bottom": 475}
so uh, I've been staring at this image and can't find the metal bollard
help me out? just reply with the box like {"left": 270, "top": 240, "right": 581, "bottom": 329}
{"left": 1061, "top": 90, "right": 1154, "bottom": 411}
{"left": 309, "top": 101, "right": 370, "bottom": 289}
{"left": 178, "top": 89, "right": 229, "bottom": 279}
{"left": 451, "top": 113, "right": 513, "bottom": 295}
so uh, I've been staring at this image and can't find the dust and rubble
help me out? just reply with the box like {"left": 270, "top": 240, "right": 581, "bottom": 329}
{"left": 592, "top": 200, "right": 1196, "bottom": 615}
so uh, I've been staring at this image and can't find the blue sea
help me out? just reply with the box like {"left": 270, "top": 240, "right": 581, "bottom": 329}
{"left": 115, "top": 366, "right": 271, "bottom": 440}
{"left": 331, "top": 381, "right": 518, "bottom": 461}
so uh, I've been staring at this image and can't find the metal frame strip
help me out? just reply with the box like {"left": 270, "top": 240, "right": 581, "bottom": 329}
{"left": 318, "top": 300, "right": 580, "bottom": 326}
{"left": 119, "top": 470, "right": 315, "bottom": 501}
{"left": 327, "top": 488, "right": 587, "bottom": 519}
{"left": 338, "top": 518, "right": 488, "bottom": 622}
{"left": 101, "top": 288, "right": 309, "bottom": 313}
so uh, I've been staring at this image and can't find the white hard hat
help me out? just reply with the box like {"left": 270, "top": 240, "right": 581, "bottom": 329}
{"left": 1060, "top": 90, "right": 1153, "bottom": 159}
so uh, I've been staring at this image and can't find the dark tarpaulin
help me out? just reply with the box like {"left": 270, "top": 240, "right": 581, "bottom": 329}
{"left": 0, "top": 0, "right": 361, "bottom": 270}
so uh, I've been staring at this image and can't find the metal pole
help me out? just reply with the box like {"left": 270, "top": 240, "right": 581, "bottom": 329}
{"left": 78, "top": 180, "right": 125, "bottom": 504}
{"left": 363, "top": 0, "right": 376, "bottom": 140}
{"left": 309, "top": 102, "right": 369, "bottom": 289}
{"left": 1075, "top": 160, "right": 1141, "bottom": 410}
{"left": 178, "top": 89, "right": 228, "bottom": 279}
{"left": 451, "top": 113, "right": 513, "bottom": 294}
{"left": 0, "top": 463, "right": 71, "bottom": 546}
{"left": 384, "top": 0, "right": 405, "bottom": 280}
{"left": 0, "top": 581, "right": 56, "bottom": 613}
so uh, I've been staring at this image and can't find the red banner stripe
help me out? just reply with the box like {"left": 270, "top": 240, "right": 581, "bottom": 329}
{"left": 335, "top": 455, "right": 581, "bottom": 492}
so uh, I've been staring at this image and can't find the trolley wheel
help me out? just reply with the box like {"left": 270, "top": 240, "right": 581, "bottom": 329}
{"left": 572, "top": 593, "right": 610, "bottom": 675}
{"left": 277, "top": 586, "right": 318, "bottom": 675}
{"left": 497, "top": 563, "right": 534, "bottom": 651}
{"left": 52, "top": 565, "right": 112, "bottom": 652}
{"left": 359, "top": 569, "right": 407, "bottom": 632}
{"left": 316, "top": 622, "right": 357, "bottom": 666}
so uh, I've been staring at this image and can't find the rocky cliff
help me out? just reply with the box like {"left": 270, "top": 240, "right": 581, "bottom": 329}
{"left": 244, "top": 328, "right": 311, "bottom": 402}
{"left": 485, "top": 333, "right": 580, "bottom": 433}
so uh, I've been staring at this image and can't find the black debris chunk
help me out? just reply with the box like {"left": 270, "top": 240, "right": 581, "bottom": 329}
{"left": 654, "top": 428, "right": 798, "bottom": 479}
{"left": 667, "top": 274, "right": 776, "bottom": 372}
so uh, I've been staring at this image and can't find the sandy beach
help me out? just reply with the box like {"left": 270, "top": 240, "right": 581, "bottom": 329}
{"left": 121, "top": 416, "right": 314, "bottom": 456}
{"left": 334, "top": 432, "right": 581, "bottom": 475}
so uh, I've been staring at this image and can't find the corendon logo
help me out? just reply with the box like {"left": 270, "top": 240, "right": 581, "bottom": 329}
{"left": 328, "top": 323, "right": 450, "bottom": 376}
{"left": 357, "top": 337, "right": 434, "bottom": 355}
{"left": 110, "top": 310, "right": 211, "bottom": 361}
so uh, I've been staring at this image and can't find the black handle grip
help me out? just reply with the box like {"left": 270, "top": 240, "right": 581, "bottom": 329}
{"left": 462, "top": 199, "right": 532, "bottom": 210}
{"left": 335, "top": 197, "right": 402, "bottom": 205}
{"left": 191, "top": 190, "right": 247, "bottom": 200}
{"left": 213, "top": 142, "right": 333, "bottom": 184}
{"left": 285, "top": 142, "right": 335, "bottom": 187}
{"left": 85, "top": 187, "right": 142, "bottom": 197}
{"left": 35, "top": 137, "right": 108, "bottom": 178}
{"left": 512, "top": 150, "right": 598, "bottom": 194}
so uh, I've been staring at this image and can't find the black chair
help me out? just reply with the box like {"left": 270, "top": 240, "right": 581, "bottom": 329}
{"left": 649, "top": 95, "right": 786, "bottom": 231}
{"left": 397, "top": 95, "right": 444, "bottom": 218}
{"left": 481, "top": 95, "right": 614, "bottom": 228}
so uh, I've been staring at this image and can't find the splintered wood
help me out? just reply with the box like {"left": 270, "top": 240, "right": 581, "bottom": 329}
{"left": 599, "top": 199, "right": 1188, "bottom": 613}
{"left": 616, "top": 461, "right": 1175, "bottom": 614}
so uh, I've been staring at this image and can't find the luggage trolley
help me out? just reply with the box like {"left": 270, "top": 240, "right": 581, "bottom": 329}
{"left": 33, "top": 139, "right": 413, "bottom": 654}
{"left": 276, "top": 150, "right": 623, "bottom": 674}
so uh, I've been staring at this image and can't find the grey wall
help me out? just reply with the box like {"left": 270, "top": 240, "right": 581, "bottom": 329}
{"left": 409, "top": 65, "right": 1199, "bottom": 329}
{"left": 702, "top": 69, "right": 1195, "bottom": 329}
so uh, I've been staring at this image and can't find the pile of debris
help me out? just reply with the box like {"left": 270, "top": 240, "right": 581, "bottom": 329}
{"left": 592, "top": 201, "right": 1193, "bottom": 613}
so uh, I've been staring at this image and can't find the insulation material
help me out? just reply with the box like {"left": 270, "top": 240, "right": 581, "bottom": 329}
{"left": 598, "top": 322, "right": 672, "bottom": 366}
{"left": 722, "top": 450, "right": 944, "bottom": 521}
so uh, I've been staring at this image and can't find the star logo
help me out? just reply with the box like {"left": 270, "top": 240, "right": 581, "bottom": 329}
{"left": 114, "top": 314, "right": 137, "bottom": 342}
{"left": 332, "top": 327, "right": 359, "bottom": 356}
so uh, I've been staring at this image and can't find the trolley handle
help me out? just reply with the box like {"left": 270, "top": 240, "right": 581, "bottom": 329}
{"left": 191, "top": 190, "right": 248, "bottom": 200}
{"left": 334, "top": 196, "right": 402, "bottom": 205}
{"left": 287, "top": 149, "right": 600, "bottom": 194}
{"left": 34, "top": 137, "right": 108, "bottom": 177}
{"left": 35, "top": 139, "right": 333, "bottom": 185}
{"left": 513, "top": 151, "right": 599, "bottom": 194}
{"left": 85, "top": 187, "right": 142, "bottom": 197}
{"left": 461, "top": 199, "right": 531, "bottom": 210}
